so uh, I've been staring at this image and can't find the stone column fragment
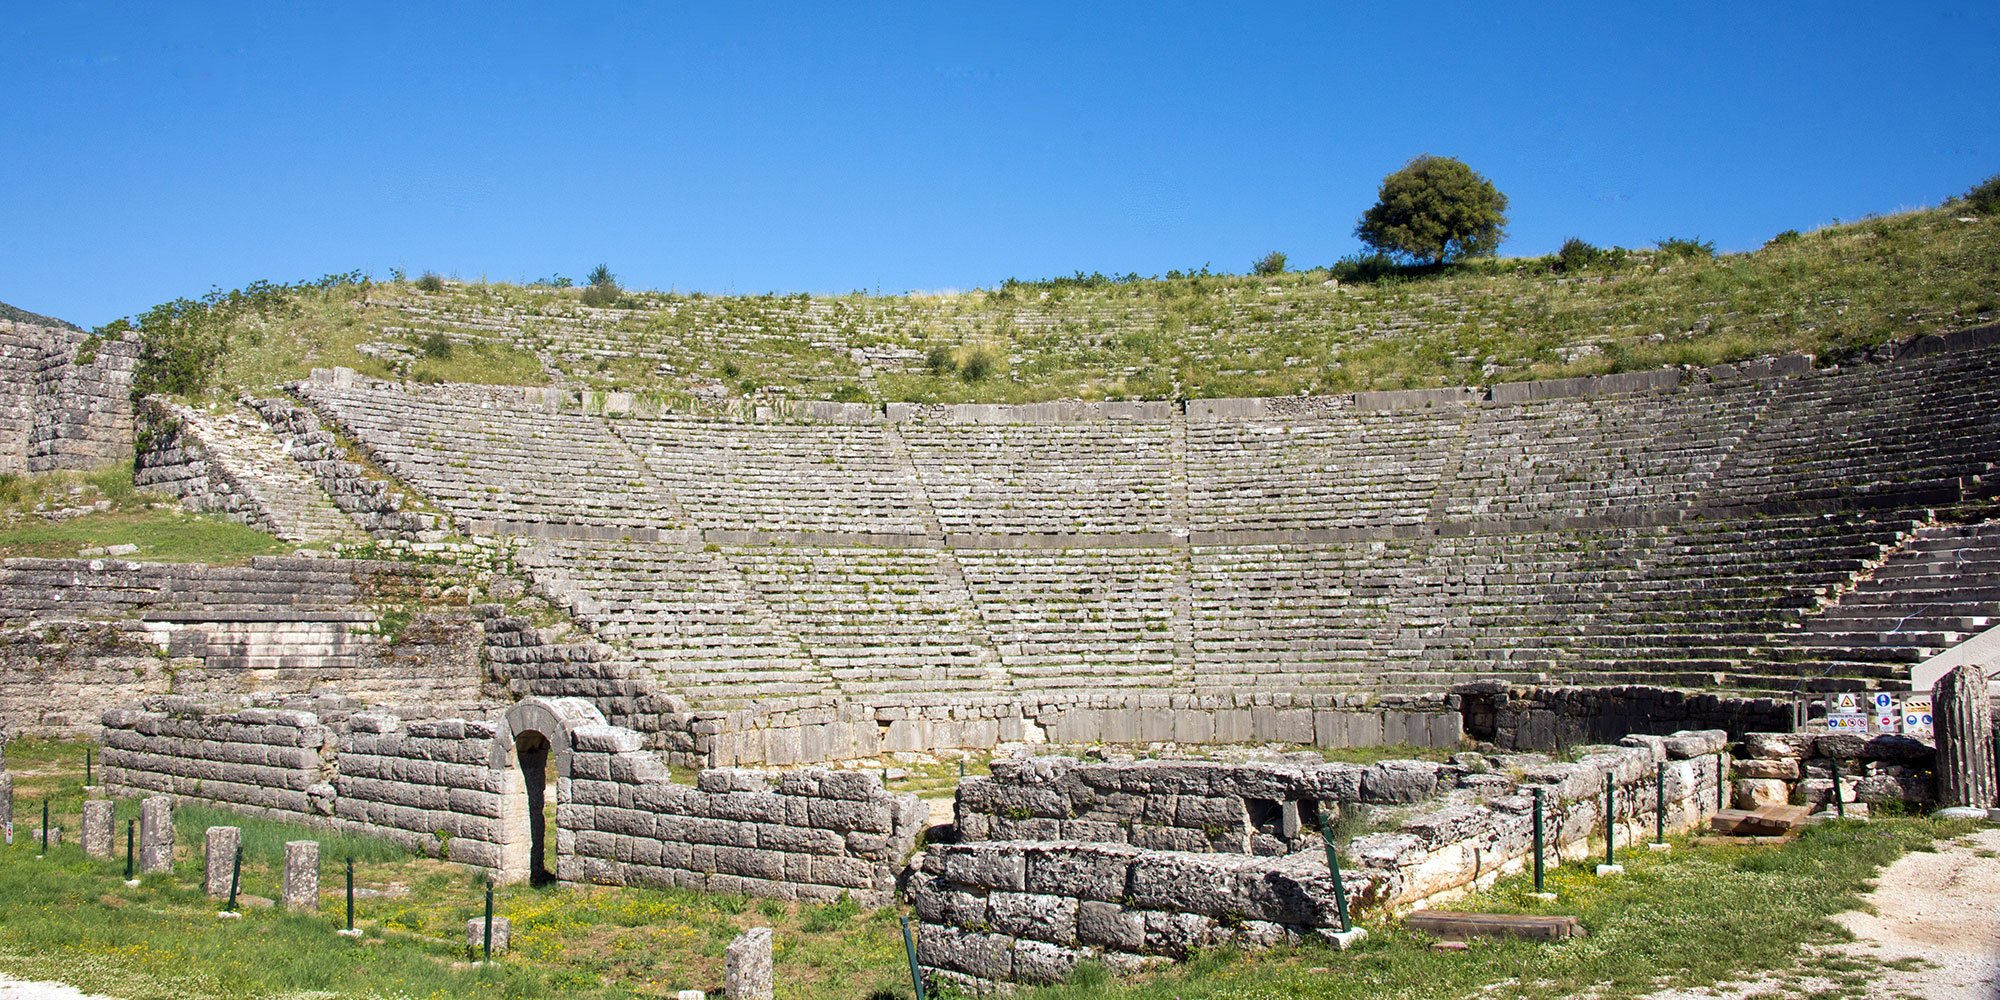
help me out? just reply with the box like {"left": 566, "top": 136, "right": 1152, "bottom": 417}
{"left": 1935, "top": 664, "right": 1997, "bottom": 809}
{"left": 205, "top": 827, "right": 242, "bottom": 897}
{"left": 725, "top": 926, "right": 775, "bottom": 1000}
{"left": 81, "top": 800, "right": 115, "bottom": 858}
{"left": 138, "top": 795, "right": 174, "bottom": 873}
{"left": 466, "top": 916, "right": 511, "bottom": 956}
{"left": 0, "top": 772, "right": 12, "bottom": 836}
{"left": 281, "top": 840, "right": 320, "bottom": 911}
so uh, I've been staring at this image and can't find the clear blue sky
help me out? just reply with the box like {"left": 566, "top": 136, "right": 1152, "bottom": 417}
{"left": 4, "top": 3, "right": 1995, "bottom": 327}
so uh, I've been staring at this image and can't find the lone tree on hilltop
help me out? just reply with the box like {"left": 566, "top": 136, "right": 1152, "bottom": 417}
{"left": 580, "top": 263, "right": 621, "bottom": 307}
{"left": 1356, "top": 155, "right": 1509, "bottom": 266}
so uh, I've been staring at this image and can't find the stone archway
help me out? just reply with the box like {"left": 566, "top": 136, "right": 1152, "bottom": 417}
{"left": 491, "top": 697, "right": 605, "bottom": 885}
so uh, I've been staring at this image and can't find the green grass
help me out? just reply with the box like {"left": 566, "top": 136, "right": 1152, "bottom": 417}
{"left": 0, "top": 741, "right": 1976, "bottom": 1000}
{"left": 147, "top": 206, "right": 2000, "bottom": 407}
{"left": 0, "top": 463, "right": 293, "bottom": 563}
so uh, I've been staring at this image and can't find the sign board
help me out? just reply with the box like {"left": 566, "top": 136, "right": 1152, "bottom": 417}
{"left": 1825, "top": 711, "right": 1869, "bottom": 734}
{"left": 1902, "top": 696, "right": 1934, "bottom": 738}
{"left": 1871, "top": 692, "right": 1900, "bottom": 734}
{"left": 1833, "top": 693, "right": 1861, "bottom": 713}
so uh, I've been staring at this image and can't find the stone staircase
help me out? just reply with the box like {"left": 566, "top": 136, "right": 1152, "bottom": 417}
{"left": 1772, "top": 519, "right": 2000, "bottom": 684}
{"left": 135, "top": 399, "right": 364, "bottom": 544}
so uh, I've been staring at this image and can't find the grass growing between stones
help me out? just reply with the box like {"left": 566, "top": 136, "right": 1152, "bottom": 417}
{"left": 1000, "top": 817, "right": 1981, "bottom": 1000}
{"left": 0, "top": 463, "right": 293, "bottom": 563}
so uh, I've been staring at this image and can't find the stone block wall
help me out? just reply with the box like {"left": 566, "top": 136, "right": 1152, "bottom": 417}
{"left": 100, "top": 703, "right": 337, "bottom": 817}
{"left": 561, "top": 725, "right": 925, "bottom": 905}
{"left": 0, "top": 621, "right": 171, "bottom": 735}
{"left": 0, "top": 320, "right": 137, "bottom": 474}
{"left": 918, "top": 732, "right": 1729, "bottom": 991}
{"left": 1729, "top": 731, "right": 1939, "bottom": 811}
{"left": 1457, "top": 683, "right": 1797, "bottom": 751}
{"left": 334, "top": 714, "right": 512, "bottom": 866}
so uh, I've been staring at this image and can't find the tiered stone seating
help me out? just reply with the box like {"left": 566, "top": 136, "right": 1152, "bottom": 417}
{"left": 607, "top": 415, "right": 933, "bottom": 535}
{"left": 1709, "top": 346, "right": 2000, "bottom": 509}
{"left": 0, "top": 556, "right": 391, "bottom": 622}
{"left": 1772, "top": 520, "right": 2000, "bottom": 677}
{"left": 955, "top": 547, "right": 1182, "bottom": 685}
{"left": 1189, "top": 541, "right": 1422, "bottom": 690}
{"left": 297, "top": 379, "right": 681, "bottom": 533}
{"left": 1438, "top": 381, "right": 1772, "bottom": 521}
{"left": 135, "top": 401, "right": 364, "bottom": 544}
{"left": 726, "top": 546, "right": 999, "bottom": 694}
{"left": 1186, "top": 404, "right": 1461, "bottom": 531}
{"left": 516, "top": 537, "right": 826, "bottom": 702}
{"left": 897, "top": 419, "right": 1177, "bottom": 534}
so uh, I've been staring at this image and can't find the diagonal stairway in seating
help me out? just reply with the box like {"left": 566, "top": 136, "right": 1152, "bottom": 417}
{"left": 1769, "top": 519, "right": 2000, "bottom": 686}
{"left": 144, "top": 400, "right": 367, "bottom": 544}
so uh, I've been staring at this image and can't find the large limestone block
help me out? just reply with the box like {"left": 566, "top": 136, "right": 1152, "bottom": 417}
{"left": 205, "top": 826, "right": 241, "bottom": 897}
{"left": 138, "top": 796, "right": 174, "bottom": 873}
{"left": 80, "top": 800, "right": 115, "bottom": 858}
{"left": 724, "top": 927, "right": 774, "bottom": 1000}
{"left": 281, "top": 840, "right": 320, "bottom": 911}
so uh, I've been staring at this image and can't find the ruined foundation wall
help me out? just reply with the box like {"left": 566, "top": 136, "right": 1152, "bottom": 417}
{"left": 100, "top": 704, "right": 337, "bottom": 817}
{"left": 333, "top": 713, "right": 513, "bottom": 866}
{"left": 0, "top": 621, "right": 173, "bottom": 735}
{"left": 1457, "top": 684, "right": 1797, "bottom": 750}
{"left": 0, "top": 319, "right": 137, "bottom": 474}
{"left": 917, "top": 732, "right": 1729, "bottom": 990}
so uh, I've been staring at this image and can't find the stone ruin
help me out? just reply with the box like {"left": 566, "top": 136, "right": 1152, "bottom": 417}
{"left": 0, "top": 309, "right": 1996, "bottom": 990}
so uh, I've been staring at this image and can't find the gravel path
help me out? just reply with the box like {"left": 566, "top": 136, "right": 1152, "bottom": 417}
{"left": 1648, "top": 825, "right": 2000, "bottom": 1000}
{"left": 0, "top": 976, "right": 117, "bottom": 1000}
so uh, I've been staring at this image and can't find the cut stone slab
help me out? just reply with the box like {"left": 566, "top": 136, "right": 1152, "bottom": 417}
{"left": 1406, "top": 910, "right": 1586, "bottom": 942}
{"left": 80, "top": 801, "right": 113, "bottom": 859}
{"left": 1595, "top": 863, "right": 1625, "bottom": 877}
{"left": 138, "top": 796, "right": 173, "bottom": 874}
{"left": 467, "top": 916, "right": 510, "bottom": 956}
{"left": 205, "top": 827, "right": 241, "bottom": 898}
{"left": 281, "top": 841, "right": 319, "bottom": 912}
{"left": 725, "top": 926, "right": 774, "bottom": 1000}
{"left": 1320, "top": 926, "right": 1368, "bottom": 950}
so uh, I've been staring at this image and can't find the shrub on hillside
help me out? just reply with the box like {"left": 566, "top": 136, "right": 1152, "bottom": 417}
{"left": 1326, "top": 252, "right": 1407, "bottom": 284}
{"left": 580, "top": 264, "right": 622, "bottom": 307}
{"left": 1355, "top": 155, "right": 1509, "bottom": 265}
{"left": 1766, "top": 229, "right": 1802, "bottom": 247}
{"left": 1655, "top": 236, "right": 1717, "bottom": 260}
{"left": 923, "top": 345, "right": 956, "bottom": 376}
{"left": 1554, "top": 237, "right": 1604, "bottom": 273}
{"left": 1252, "top": 251, "right": 1287, "bottom": 276}
{"left": 957, "top": 344, "right": 1001, "bottom": 383}
{"left": 1965, "top": 174, "right": 2000, "bottom": 215}
{"left": 414, "top": 272, "right": 446, "bottom": 292}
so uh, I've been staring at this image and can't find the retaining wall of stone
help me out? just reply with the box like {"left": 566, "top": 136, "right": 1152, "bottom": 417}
{"left": 1730, "top": 731, "right": 1938, "bottom": 811}
{"left": 562, "top": 726, "right": 925, "bottom": 905}
{"left": 1456, "top": 683, "right": 1797, "bottom": 750}
{"left": 100, "top": 703, "right": 337, "bottom": 816}
{"left": 0, "top": 319, "right": 137, "bottom": 474}
{"left": 916, "top": 731, "right": 1729, "bottom": 991}
{"left": 334, "top": 713, "right": 512, "bottom": 866}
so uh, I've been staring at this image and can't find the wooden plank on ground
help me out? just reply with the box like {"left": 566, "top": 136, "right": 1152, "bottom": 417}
{"left": 1405, "top": 910, "right": 1586, "bottom": 941}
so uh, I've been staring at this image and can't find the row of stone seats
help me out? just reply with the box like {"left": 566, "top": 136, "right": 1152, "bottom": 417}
{"left": 894, "top": 420, "right": 1179, "bottom": 535}
{"left": 1772, "top": 519, "right": 2000, "bottom": 675}
{"left": 1184, "top": 403, "right": 1462, "bottom": 531}
{"left": 606, "top": 415, "right": 934, "bottom": 535}
{"left": 954, "top": 547, "right": 1182, "bottom": 683}
{"left": 1708, "top": 347, "right": 2000, "bottom": 509}
{"left": 0, "top": 557, "right": 410, "bottom": 621}
{"left": 296, "top": 380, "right": 682, "bottom": 531}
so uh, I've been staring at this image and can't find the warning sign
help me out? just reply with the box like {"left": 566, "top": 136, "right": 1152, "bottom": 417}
{"left": 1871, "top": 692, "right": 1900, "bottom": 733}
{"left": 1833, "top": 693, "right": 1861, "bottom": 713}
{"left": 1826, "top": 712, "right": 1869, "bottom": 734}
{"left": 1903, "top": 696, "right": 1934, "bottom": 738}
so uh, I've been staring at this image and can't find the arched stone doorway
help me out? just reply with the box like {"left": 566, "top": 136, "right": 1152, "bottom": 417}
{"left": 491, "top": 697, "right": 605, "bottom": 885}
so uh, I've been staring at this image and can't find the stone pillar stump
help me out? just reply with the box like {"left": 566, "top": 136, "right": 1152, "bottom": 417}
{"left": 281, "top": 841, "right": 320, "bottom": 911}
{"left": 726, "top": 926, "right": 775, "bottom": 1000}
{"left": 81, "top": 800, "right": 115, "bottom": 858}
{"left": 138, "top": 796, "right": 174, "bottom": 873}
{"left": 1935, "top": 663, "right": 1997, "bottom": 809}
{"left": 205, "top": 827, "right": 242, "bottom": 897}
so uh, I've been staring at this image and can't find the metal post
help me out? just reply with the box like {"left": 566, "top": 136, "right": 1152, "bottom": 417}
{"left": 40, "top": 799, "right": 48, "bottom": 854}
{"left": 901, "top": 915, "right": 928, "bottom": 1000}
{"left": 1532, "top": 786, "right": 1546, "bottom": 893}
{"left": 85, "top": 748, "right": 92, "bottom": 787}
{"left": 1318, "top": 813, "right": 1353, "bottom": 932}
{"left": 1832, "top": 756, "right": 1848, "bottom": 820}
{"left": 1655, "top": 762, "right": 1667, "bottom": 844}
{"left": 1717, "top": 752, "right": 1727, "bottom": 809}
{"left": 227, "top": 843, "right": 241, "bottom": 913}
{"left": 1603, "top": 774, "right": 1615, "bottom": 867}
{"left": 124, "top": 819, "right": 135, "bottom": 879}
{"left": 482, "top": 880, "right": 494, "bottom": 961}
{"left": 345, "top": 858, "right": 355, "bottom": 932}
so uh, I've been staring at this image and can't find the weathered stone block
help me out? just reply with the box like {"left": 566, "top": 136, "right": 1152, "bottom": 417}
{"left": 281, "top": 840, "right": 320, "bottom": 911}
{"left": 204, "top": 826, "right": 241, "bottom": 897}
{"left": 725, "top": 926, "right": 774, "bottom": 1000}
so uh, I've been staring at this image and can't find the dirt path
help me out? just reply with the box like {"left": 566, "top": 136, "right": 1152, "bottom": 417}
{"left": 0, "top": 975, "right": 118, "bottom": 1000}
{"left": 1649, "top": 826, "right": 2000, "bottom": 1000}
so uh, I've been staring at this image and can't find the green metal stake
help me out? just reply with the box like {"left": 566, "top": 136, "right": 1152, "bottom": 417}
{"left": 1655, "top": 762, "right": 1667, "bottom": 844}
{"left": 226, "top": 844, "right": 242, "bottom": 912}
{"left": 900, "top": 915, "right": 928, "bottom": 1000}
{"left": 85, "top": 748, "right": 92, "bottom": 787}
{"left": 345, "top": 858, "right": 355, "bottom": 932}
{"left": 482, "top": 880, "right": 494, "bottom": 961}
{"left": 1532, "top": 786, "right": 1546, "bottom": 893}
{"left": 1717, "top": 752, "right": 1727, "bottom": 809}
{"left": 1318, "top": 813, "right": 1353, "bottom": 933}
{"left": 1603, "top": 774, "right": 1615, "bottom": 867}
{"left": 124, "top": 820, "right": 134, "bottom": 880}
{"left": 1828, "top": 757, "right": 1846, "bottom": 818}
{"left": 40, "top": 799, "right": 48, "bottom": 855}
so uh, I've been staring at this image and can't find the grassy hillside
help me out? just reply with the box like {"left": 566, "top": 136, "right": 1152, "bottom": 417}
{"left": 144, "top": 206, "right": 1999, "bottom": 405}
{"left": 0, "top": 299, "right": 79, "bottom": 330}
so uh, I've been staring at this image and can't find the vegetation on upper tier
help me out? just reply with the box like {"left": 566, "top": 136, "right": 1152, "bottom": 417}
{"left": 111, "top": 203, "right": 1998, "bottom": 406}
{"left": 0, "top": 738, "right": 1980, "bottom": 999}
{"left": 0, "top": 463, "right": 293, "bottom": 563}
